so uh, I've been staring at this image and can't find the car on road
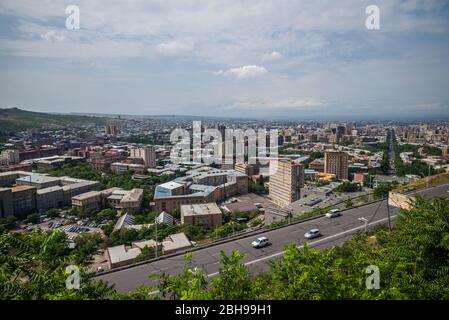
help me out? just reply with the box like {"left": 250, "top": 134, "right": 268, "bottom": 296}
{"left": 251, "top": 237, "right": 270, "bottom": 248}
{"left": 325, "top": 208, "right": 342, "bottom": 218}
{"left": 304, "top": 228, "right": 321, "bottom": 239}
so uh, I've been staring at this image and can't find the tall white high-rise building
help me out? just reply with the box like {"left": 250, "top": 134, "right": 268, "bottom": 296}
{"left": 269, "top": 158, "right": 304, "bottom": 208}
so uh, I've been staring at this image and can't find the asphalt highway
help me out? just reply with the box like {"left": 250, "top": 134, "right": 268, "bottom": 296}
{"left": 97, "top": 183, "right": 449, "bottom": 293}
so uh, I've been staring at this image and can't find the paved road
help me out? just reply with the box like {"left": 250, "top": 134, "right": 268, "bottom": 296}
{"left": 97, "top": 183, "right": 449, "bottom": 293}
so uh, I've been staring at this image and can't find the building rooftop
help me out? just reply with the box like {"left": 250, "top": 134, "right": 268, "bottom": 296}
{"left": 120, "top": 188, "right": 144, "bottom": 203}
{"left": 114, "top": 213, "right": 135, "bottom": 231}
{"left": 162, "top": 232, "right": 192, "bottom": 252}
{"left": 107, "top": 245, "right": 141, "bottom": 265}
{"left": 132, "top": 239, "right": 159, "bottom": 250}
{"left": 11, "top": 185, "right": 36, "bottom": 192}
{"left": 16, "top": 174, "right": 60, "bottom": 185}
{"left": 181, "top": 202, "right": 222, "bottom": 217}
{"left": 72, "top": 191, "right": 100, "bottom": 201}
{"left": 223, "top": 201, "right": 257, "bottom": 214}
{"left": 37, "top": 186, "right": 63, "bottom": 194}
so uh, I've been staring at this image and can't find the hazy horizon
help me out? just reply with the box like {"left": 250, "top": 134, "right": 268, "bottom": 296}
{"left": 1, "top": 1, "right": 449, "bottom": 120}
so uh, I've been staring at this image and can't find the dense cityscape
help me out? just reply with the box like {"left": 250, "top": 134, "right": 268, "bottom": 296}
{"left": 1, "top": 0, "right": 449, "bottom": 313}
{"left": 1, "top": 107, "right": 449, "bottom": 300}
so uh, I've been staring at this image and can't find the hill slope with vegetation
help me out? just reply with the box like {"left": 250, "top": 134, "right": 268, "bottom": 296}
{"left": 0, "top": 107, "right": 109, "bottom": 134}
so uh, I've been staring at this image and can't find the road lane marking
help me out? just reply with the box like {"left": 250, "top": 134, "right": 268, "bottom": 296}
{"left": 206, "top": 214, "right": 396, "bottom": 277}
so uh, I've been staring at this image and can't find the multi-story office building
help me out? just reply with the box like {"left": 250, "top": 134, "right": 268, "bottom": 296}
{"left": 269, "top": 159, "right": 304, "bottom": 207}
{"left": 324, "top": 151, "right": 349, "bottom": 180}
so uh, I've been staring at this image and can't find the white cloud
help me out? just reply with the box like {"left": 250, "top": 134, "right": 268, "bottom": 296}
{"left": 155, "top": 40, "right": 194, "bottom": 56}
{"left": 41, "top": 31, "right": 66, "bottom": 42}
{"left": 226, "top": 97, "right": 326, "bottom": 109}
{"left": 261, "top": 51, "right": 283, "bottom": 61}
{"left": 214, "top": 65, "right": 267, "bottom": 79}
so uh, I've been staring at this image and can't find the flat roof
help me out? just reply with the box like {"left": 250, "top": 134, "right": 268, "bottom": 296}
{"left": 181, "top": 202, "right": 221, "bottom": 216}
{"left": 16, "top": 175, "right": 60, "bottom": 184}
{"left": 37, "top": 186, "right": 63, "bottom": 194}
{"left": 72, "top": 191, "right": 100, "bottom": 200}
{"left": 11, "top": 185, "right": 36, "bottom": 192}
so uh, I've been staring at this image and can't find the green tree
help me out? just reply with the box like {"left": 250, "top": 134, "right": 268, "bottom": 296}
{"left": 0, "top": 230, "right": 114, "bottom": 299}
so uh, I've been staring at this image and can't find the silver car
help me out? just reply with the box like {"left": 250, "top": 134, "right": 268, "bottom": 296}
{"left": 251, "top": 237, "right": 270, "bottom": 248}
{"left": 304, "top": 228, "right": 321, "bottom": 239}
{"left": 325, "top": 209, "right": 341, "bottom": 218}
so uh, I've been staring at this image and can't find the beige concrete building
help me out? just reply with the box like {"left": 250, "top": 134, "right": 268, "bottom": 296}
{"left": 72, "top": 187, "right": 143, "bottom": 213}
{"left": 181, "top": 202, "right": 222, "bottom": 229}
{"left": 269, "top": 159, "right": 304, "bottom": 208}
{"left": 72, "top": 191, "right": 102, "bottom": 211}
{"left": 324, "top": 151, "right": 349, "bottom": 180}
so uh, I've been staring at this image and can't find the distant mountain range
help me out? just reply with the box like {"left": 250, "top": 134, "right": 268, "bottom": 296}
{"left": 0, "top": 107, "right": 110, "bottom": 134}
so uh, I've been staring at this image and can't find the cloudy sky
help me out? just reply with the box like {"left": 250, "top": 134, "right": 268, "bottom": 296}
{"left": 0, "top": 0, "right": 448, "bottom": 120}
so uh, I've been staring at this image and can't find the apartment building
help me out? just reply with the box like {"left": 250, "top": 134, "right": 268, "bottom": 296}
{"left": 324, "top": 151, "right": 349, "bottom": 180}
{"left": 180, "top": 202, "right": 222, "bottom": 229}
{"left": 0, "top": 149, "right": 20, "bottom": 166}
{"left": 269, "top": 159, "right": 304, "bottom": 208}
{"left": 129, "top": 145, "right": 156, "bottom": 168}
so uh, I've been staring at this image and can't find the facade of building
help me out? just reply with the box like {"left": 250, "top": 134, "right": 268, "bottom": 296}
{"left": 180, "top": 202, "right": 222, "bottom": 229}
{"left": 0, "top": 171, "right": 100, "bottom": 216}
{"left": 36, "top": 186, "right": 64, "bottom": 211}
{"left": 129, "top": 145, "right": 156, "bottom": 168}
{"left": 11, "top": 185, "right": 37, "bottom": 217}
{"left": 0, "top": 188, "right": 13, "bottom": 218}
{"left": 269, "top": 159, "right": 304, "bottom": 208}
{"left": 110, "top": 162, "right": 146, "bottom": 174}
{"left": 324, "top": 151, "right": 349, "bottom": 180}
{"left": 72, "top": 188, "right": 144, "bottom": 213}
{"left": 0, "top": 149, "right": 20, "bottom": 166}
{"left": 105, "top": 123, "right": 119, "bottom": 136}
{"left": 71, "top": 191, "right": 103, "bottom": 211}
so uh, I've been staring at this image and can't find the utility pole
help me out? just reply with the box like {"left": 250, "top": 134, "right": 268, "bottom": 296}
{"left": 386, "top": 200, "right": 392, "bottom": 231}
{"left": 154, "top": 217, "right": 158, "bottom": 258}
{"left": 288, "top": 207, "right": 292, "bottom": 224}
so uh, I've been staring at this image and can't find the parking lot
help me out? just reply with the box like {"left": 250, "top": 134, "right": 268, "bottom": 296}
{"left": 17, "top": 213, "right": 104, "bottom": 239}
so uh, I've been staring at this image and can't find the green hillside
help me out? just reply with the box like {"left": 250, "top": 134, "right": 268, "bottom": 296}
{"left": 0, "top": 108, "right": 109, "bottom": 133}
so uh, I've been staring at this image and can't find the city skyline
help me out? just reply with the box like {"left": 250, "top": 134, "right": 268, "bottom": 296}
{"left": 0, "top": 1, "right": 448, "bottom": 120}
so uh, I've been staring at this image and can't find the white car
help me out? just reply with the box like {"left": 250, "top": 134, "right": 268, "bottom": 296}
{"left": 325, "top": 209, "right": 342, "bottom": 218}
{"left": 251, "top": 237, "right": 270, "bottom": 248}
{"left": 304, "top": 228, "right": 321, "bottom": 239}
